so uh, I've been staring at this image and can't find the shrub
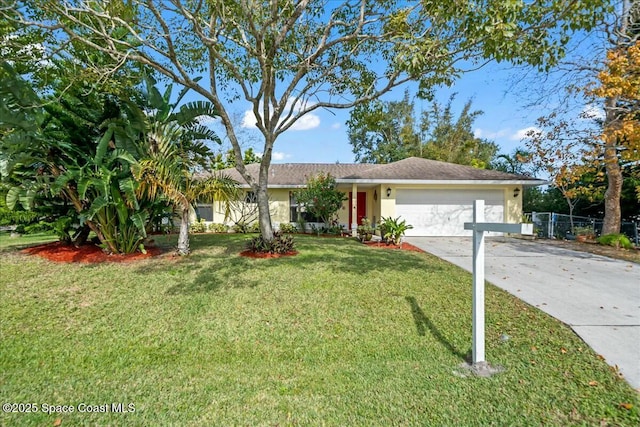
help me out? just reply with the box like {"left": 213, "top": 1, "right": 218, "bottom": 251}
{"left": 189, "top": 219, "right": 207, "bottom": 233}
{"left": 572, "top": 225, "right": 595, "bottom": 236}
{"left": 209, "top": 223, "right": 229, "bottom": 233}
{"left": 23, "top": 221, "right": 54, "bottom": 234}
{"left": 279, "top": 223, "right": 298, "bottom": 234}
{"left": 325, "top": 223, "right": 345, "bottom": 235}
{"left": 233, "top": 222, "right": 260, "bottom": 233}
{"left": 380, "top": 216, "right": 413, "bottom": 245}
{"left": 246, "top": 232, "right": 295, "bottom": 254}
{"left": 295, "top": 172, "right": 347, "bottom": 225}
{"left": 597, "top": 233, "right": 633, "bottom": 249}
{"left": 356, "top": 218, "right": 375, "bottom": 241}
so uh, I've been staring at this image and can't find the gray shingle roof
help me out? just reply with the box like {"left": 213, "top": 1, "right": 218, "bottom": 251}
{"left": 210, "top": 157, "right": 543, "bottom": 187}
{"left": 338, "top": 157, "right": 539, "bottom": 181}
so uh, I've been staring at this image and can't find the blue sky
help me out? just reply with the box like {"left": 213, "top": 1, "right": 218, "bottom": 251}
{"left": 226, "top": 60, "right": 555, "bottom": 165}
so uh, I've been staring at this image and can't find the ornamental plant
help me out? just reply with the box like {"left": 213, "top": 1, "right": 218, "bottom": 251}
{"left": 380, "top": 216, "right": 414, "bottom": 246}
{"left": 295, "top": 173, "right": 347, "bottom": 226}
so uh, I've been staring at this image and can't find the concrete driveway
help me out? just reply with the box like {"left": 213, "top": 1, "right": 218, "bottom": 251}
{"left": 406, "top": 236, "right": 640, "bottom": 390}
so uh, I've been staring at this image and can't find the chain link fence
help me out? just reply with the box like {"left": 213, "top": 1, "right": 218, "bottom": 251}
{"left": 530, "top": 212, "right": 639, "bottom": 245}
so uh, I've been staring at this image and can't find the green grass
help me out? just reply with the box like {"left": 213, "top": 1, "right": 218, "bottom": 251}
{"left": 0, "top": 231, "right": 58, "bottom": 250}
{"left": 1, "top": 234, "right": 638, "bottom": 426}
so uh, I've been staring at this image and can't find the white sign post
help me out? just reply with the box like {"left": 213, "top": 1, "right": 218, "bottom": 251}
{"left": 464, "top": 200, "right": 533, "bottom": 366}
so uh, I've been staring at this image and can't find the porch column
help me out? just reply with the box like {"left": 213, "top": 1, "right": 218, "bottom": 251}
{"left": 351, "top": 183, "right": 358, "bottom": 237}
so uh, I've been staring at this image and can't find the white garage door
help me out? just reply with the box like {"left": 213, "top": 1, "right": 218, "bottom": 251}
{"left": 396, "top": 189, "right": 505, "bottom": 236}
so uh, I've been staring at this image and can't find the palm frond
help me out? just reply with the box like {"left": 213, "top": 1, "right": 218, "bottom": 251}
{"left": 171, "top": 101, "right": 219, "bottom": 126}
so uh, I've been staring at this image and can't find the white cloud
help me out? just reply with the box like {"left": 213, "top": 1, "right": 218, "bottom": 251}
{"left": 241, "top": 99, "right": 321, "bottom": 131}
{"left": 242, "top": 110, "right": 259, "bottom": 128}
{"left": 256, "top": 151, "right": 290, "bottom": 161}
{"left": 581, "top": 104, "right": 605, "bottom": 120}
{"left": 272, "top": 151, "right": 290, "bottom": 161}
{"left": 474, "top": 128, "right": 509, "bottom": 139}
{"left": 289, "top": 113, "right": 320, "bottom": 130}
{"left": 331, "top": 122, "right": 341, "bottom": 130}
{"left": 511, "top": 126, "right": 542, "bottom": 141}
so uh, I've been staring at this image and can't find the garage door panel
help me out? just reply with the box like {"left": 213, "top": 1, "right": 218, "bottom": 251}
{"left": 396, "top": 189, "right": 504, "bottom": 237}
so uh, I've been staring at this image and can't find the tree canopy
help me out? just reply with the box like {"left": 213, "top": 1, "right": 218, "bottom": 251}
{"left": 347, "top": 93, "right": 498, "bottom": 167}
{"left": 2, "top": 0, "right": 612, "bottom": 240}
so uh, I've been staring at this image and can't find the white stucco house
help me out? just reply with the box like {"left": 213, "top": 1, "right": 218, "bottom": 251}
{"left": 197, "top": 157, "right": 545, "bottom": 236}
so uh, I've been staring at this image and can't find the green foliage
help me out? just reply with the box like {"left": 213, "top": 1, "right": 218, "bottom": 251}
{"left": 0, "top": 59, "right": 155, "bottom": 254}
{"left": 0, "top": 196, "right": 39, "bottom": 226}
{"left": 347, "top": 90, "right": 421, "bottom": 164}
{"left": 189, "top": 219, "right": 207, "bottom": 234}
{"left": 380, "top": 216, "right": 414, "bottom": 245}
{"left": 133, "top": 75, "right": 239, "bottom": 255}
{"left": 572, "top": 226, "right": 595, "bottom": 236}
{"left": 208, "top": 223, "right": 229, "bottom": 233}
{"left": 356, "top": 217, "right": 375, "bottom": 241}
{"left": 597, "top": 233, "right": 633, "bottom": 249}
{"left": 421, "top": 95, "right": 499, "bottom": 168}
{"left": 348, "top": 93, "right": 498, "bottom": 167}
{"left": 213, "top": 148, "right": 261, "bottom": 170}
{"left": 295, "top": 173, "right": 347, "bottom": 225}
{"left": 233, "top": 222, "right": 260, "bottom": 234}
{"left": 278, "top": 223, "right": 298, "bottom": 234}
{"left": 21, "top": 221, "right": 53, "bottom": 235}
{"left": 246, "top": 232, "right": 295, "bottom": 254}
{"left": 51, "top": 215, "right": 74, "bottom": 242}
{"left": 3, "top": 0, "right": 613, "bottom": 244}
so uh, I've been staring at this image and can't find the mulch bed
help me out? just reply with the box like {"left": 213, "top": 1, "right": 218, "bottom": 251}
{"left": 22, "top": 241, "right": 163, "bottom": 263}
{"left": 362, "top": 240, "right": 425, "bottom": 253}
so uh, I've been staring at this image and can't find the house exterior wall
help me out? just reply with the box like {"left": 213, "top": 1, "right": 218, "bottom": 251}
{"left": 383, "top": 184, "right": 523, "bottom": 223}
{"left": 209, "top": 189, "right": 290, "bottom": 226}
{"left": 506, "top": 185, "right": 524, "bottom": 223}
{"left": 205, "top": 183, "right": 524, "bottom": 232}
{"left": 268, "top": 189, "right": 291, "bottom": 225}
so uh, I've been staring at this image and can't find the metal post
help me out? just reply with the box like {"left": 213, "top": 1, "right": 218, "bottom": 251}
{"left": 472, "top": 200, "right": 485, "bottom": 364}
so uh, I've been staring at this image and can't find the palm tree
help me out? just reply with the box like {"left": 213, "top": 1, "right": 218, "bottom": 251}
{"left": 135, "top": 122, "right": 238, "bottom": 255}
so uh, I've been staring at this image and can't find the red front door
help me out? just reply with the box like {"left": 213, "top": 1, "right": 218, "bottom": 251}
{"left": 349, "top": 192, "right": 367, "bottom": 226}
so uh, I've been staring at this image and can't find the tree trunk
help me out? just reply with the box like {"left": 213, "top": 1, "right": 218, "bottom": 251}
{"left": 601, "top": 95, "right": 623, "bottom": 235}
{"left": 256, "top": 141, "right": 275, "bottom": 241}
{"left": 177, "top": 208, "right": 190, "bottom": 255}
{"left": 602, "top": 144, "right": 623, "bottom": 235}
{"left": 72, "top": 225, "right": 91, "bottom": 247}
{"left": 256, "top": 183, "right": 274, "bottom": 241}
{"left": 568, "top": 201, "right": 575, "bottom": 233}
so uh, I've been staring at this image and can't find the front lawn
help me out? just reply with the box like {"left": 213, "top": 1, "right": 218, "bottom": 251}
{"left": 0, "top": 231, "right": 58, "bottom": 250}
{"left": 1, "top": 234, "right": 637, "bottom": 426}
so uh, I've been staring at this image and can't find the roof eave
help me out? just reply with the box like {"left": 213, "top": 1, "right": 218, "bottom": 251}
{"left": 335, "top": 179, "right": 548, "bottom": 186}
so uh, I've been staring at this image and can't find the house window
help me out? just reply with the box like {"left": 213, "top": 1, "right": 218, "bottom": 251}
{"left": 289, "top": 192, "right": 321, "bottom": 222}
{"left": 196, "top": 204, "right": 213, "bottom": 221}
{"left": 244, "top": 191, "right": 258, "bottom": 204}
{"left": 289, "top": 192, "right": 299, "bottom": 222}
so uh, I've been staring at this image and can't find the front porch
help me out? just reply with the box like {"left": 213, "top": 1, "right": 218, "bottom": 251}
{"left": 337, "top": 183, "right": 396, "bottom": 237}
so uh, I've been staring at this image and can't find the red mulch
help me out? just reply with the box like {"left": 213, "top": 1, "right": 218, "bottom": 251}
{"left": 22, "top": 241, "right": 162, "bottom": 263}
{"left": 239, "top": 250, "right": 298, "bottom": 259}
{"left": 362, "top": 240, "right": 424, "bottom": 253}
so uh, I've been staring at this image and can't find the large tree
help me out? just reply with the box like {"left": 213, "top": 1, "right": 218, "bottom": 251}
{"left": 347, "top": 92, "right": 498, "bottom": 167}
{"left": 3, "top": 0, "right": 610, "bottom": 241}
{"left": 420, "top": 95, "right": 499, "bottom": 168}
{"left": 590, "top": 15, "right": 640, "bottom": 234}
{"left": 347, "top": 91, "right": 420, "bottom": 164}
{"left": 513, "top": 0, "right": 638, "bottom": 235}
